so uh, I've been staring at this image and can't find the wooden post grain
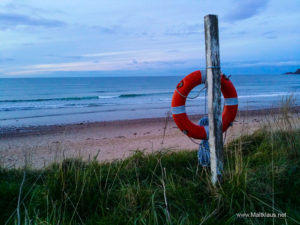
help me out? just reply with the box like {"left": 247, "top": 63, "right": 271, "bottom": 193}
{"left": 204, "top": 14, "right": 223, "bottom": 185}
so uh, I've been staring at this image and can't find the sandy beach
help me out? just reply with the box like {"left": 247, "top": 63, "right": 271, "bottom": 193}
{"left": 1, "top": 107, "right": 300, "bottom": 169}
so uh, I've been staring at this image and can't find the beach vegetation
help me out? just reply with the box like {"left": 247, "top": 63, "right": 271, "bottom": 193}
{"left": 1, "top": 98, "right": 300, "bottom": 225}
{"left": 1, "top": 125, "right": 299, "bottom": 224}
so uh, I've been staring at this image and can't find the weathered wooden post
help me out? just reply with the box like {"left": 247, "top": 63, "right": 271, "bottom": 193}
{"left": 204, "top": 14, "right": 223, "bottom": 185}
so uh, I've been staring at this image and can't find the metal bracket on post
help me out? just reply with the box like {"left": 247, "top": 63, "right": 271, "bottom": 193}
{"left": 204, "top": 14, "right": 224, "bottom": 185}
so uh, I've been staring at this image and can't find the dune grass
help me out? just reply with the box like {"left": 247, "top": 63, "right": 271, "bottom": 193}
{"left": 1, "top": 125, "right": 300, "bottom": 225}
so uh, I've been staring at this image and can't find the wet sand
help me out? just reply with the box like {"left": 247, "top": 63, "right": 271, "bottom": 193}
{"left": 1, "top": 107, "right": 300, "bottom": 169}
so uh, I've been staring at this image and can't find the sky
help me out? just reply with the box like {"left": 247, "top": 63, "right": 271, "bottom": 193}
{"left": 0, "top": 0, "right": 299, "bottom": 77}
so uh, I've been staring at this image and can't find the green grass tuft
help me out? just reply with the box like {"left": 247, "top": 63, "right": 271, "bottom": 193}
{"left": 1, "top": 128, "right": 300, "bottom": 224}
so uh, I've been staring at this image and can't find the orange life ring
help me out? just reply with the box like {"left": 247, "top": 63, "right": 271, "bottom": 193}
{"left": 171, "top": 70, "right": 238, "bottom": 139}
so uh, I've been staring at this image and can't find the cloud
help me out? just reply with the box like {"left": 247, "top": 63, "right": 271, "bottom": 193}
{"left": 91, "top": 25, "right": 122, "bottom": 34}
{"left": 127, "top": 59, "right": 187, "bottom": 67}
{"left": 81, "top": 50, "right": 138, "bottom": 58}
{"left": 2, "top": 2, "right": 64, "bottom": 16}
{"left": 0, "top": 13, "right": 65, "bottom": 30}
{"left": 225, "top": 0, "right": 269, "bottom": 22}
{"left": 165, "top": 23, "right": 203, "bottom": 36}
{"left": 0, "top": 57, "right": 14, "bottom": 62}
{"left": 5, "top": 48, "right": 200, "bottom": 75}
{"left": 224, "top": 60, "right": 300, "bottom": 68}
{"left": 262, "top": 31, "right": 277, "bottom": 39}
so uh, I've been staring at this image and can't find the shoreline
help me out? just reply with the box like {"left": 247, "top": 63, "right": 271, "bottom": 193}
{"left": 1, "top": 106, "right": 300, "bottom": 138}
{"left": 1, "top": 106, "right": 300, "bottom": 169}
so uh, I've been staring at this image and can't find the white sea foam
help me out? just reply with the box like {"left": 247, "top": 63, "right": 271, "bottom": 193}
{"left": 98, "top": 95, "right": 119, "bottom": 99}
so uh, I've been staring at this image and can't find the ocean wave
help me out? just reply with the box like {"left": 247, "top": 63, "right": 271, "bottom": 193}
{"left": 0, "top": 105, "right": 173, "bottom": 121}
{"left": 119, "top": 93, "right": 147, "bottom": 98}
{"left": 0, "top": 96, "right": 100, "bottom": 103}
{"left": 0, "top": 106, "right": 37, "bottom": 112}
{"left": 1, "top": 91, "right": 297, "bottom": 106}
{"left": 119, "top": 91, "right": 174, "bottom": 98}
{"left": 0, "top": 103, "right": 112, "bottom": 112}
{"left": 0, "top": 91, "right": 174, "bottom": 103}
{"left": 97, "top": 95, "right": 119, "bottom": 99}
{"left": 238, "top": 92, "right": 300, "bottom": 99}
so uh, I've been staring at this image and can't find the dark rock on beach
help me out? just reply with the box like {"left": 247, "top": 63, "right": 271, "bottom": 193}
{"left": 284, "top": 68, "right": 300, "bottom": 75}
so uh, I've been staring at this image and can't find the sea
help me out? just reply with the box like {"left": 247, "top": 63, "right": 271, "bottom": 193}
{"left": 0, "top": 74, "right": 300, "bottom": 128}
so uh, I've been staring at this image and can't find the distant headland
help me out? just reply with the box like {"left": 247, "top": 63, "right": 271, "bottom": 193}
{"left": 284, "top": 68, "right": 300, "bottom": 75}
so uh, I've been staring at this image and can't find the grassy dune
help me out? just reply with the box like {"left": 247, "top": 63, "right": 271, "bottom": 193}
{"left": 1, "top": 100, "right": 300, "bottom": 225}
{"left": 1, "top": 127, "right": 299, "bottom": 225}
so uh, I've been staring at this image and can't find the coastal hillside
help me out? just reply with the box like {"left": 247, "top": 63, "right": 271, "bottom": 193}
{"left": 284, "top": 68, "right": 300, "bottom": 74}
